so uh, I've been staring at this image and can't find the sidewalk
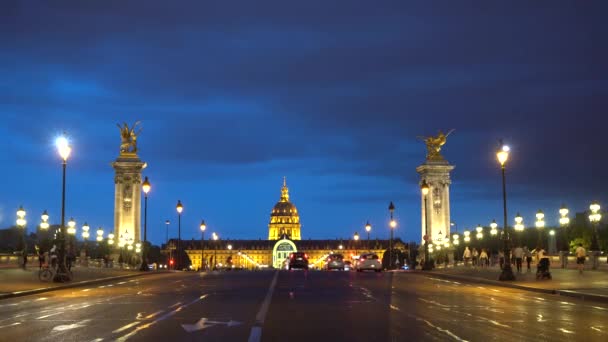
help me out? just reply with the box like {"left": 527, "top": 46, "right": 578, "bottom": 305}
{"left": 423, "top": 264, "right": 608, "bottom": 303}
{"left": 0, "top": 265, "right": 144, "bottom": 299}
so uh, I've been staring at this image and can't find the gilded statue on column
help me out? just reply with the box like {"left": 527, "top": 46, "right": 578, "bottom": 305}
{"left": 418, "top": 129, "right": 454, "bottom": 161}
{"left": 117, "top": 121, "right": 142, "bottom": 154}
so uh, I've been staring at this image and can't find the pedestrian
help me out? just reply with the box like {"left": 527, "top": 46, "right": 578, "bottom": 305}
{"left": 575, "top": 243, "right": 586, "bottom": 274}
{"left": 463, "top": 246, "right": 472, "bottom": 266}
{"left": 38, "top": 249, "right": 45, "bottom": 270}
{"left": 67, "top": 248, "right": 75, "bottom": 271}
{"left": 524, "top": 246, "right": 532, "bottom": 272}
{"left": 472, "top": 248, "right": 479, "bottom": 267}
{"left": 498, "top": 250, "right": 504, "bottom": 270}
{"left": 513, "top": 245, "right": 524, "bottom": 273}
{"left": 22, "top": 251, "right": 28, "bottom": 270}
{"left": 50, "top": 245, "right": 58, "bottom": 268}
{"left": 479, "top": 249, "right": 488, "bottom": 268}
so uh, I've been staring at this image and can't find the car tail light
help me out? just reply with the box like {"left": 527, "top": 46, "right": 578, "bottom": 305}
{"left": 304, "top": 254, "right": 308, "bottom": 259}
{"left": 360, "top": 258, "right": 365, "bottom": 262}
{"left": 290, "top": 253, "right": 294, "bottom": 259}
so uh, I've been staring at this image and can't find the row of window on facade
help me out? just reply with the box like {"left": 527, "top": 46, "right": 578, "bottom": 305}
{"left": 270, "top": 217, "right": 299, "bottom": 223}
{"left": 271, "top": 208, "right": 298, "bottom": 214}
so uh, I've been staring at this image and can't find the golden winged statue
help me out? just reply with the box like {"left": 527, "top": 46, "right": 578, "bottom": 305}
{"left": 417, "top": 129, "right": 454, "bottom": 161}
{"left": 117, "top": 121, "right": 142, "bottom": 154}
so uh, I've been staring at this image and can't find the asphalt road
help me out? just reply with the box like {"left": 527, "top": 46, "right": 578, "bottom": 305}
{"left": 0, "top": 270, "right": 606, "bottom": 341}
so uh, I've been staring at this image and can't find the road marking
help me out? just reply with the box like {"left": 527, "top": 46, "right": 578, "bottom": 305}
{"left": 144, "top": 311, "right": 163, "bottom": 319}
{"left": 169, "top": 301, "right": 182, "bottom": 308}
{"left": 36, "top": 297, "right": 48, "bottom": 301}
{"left": 390, "top": 304, "right": 401, "bottom": 311}
{"left": 182, "top": 318, "right": 242, "bottom": 332}
{"left": 0, "top": 322, "right": 22, "bottom": 329}
{"left": 37, "top": 312, "right": 63, "bottom": 319}
{"left": 52, "top": 319, "right": 90, "bottom": 332}
{"left": 116, "top": 295, "right": 208, "bottom": 341}
{"left": 591, "top": 326, "right": 602, "bottom": 333}
{"left": 89, "top": 339, "right": 104, "bottom": 342}
{"left": 559, "top": 328, "right": 575, "bottom": 334}
{"left": 248, "top": 271, "right": 279, "bottom": 342}
{"left": 113, "top": 321, "right": 141, "bottom": 333}
{"left": 82, "top": 288, "right": 91, "bottom": 292}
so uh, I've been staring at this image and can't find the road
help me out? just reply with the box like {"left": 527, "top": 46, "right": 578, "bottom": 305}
{"left": 0, "top": 270, "right": 606, "bottom": 341}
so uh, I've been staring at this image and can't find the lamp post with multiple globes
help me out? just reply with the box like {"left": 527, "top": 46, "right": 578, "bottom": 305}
{"left": 535, "top": 210, "right": 545, "bottom": 247}
{"left": 81, "top": 222, "right": 90, "bottom": 264}
{"left": 212, "top": 232, "right": 218, "bottom": 270}
{"left": 496, "top": 141, "right": 515, "bottom": 281}
{"left": 558, "top": 205, "right": 570, "bottom": 252}
{"left": 588, "top": 201, "right": 602, "bottom": 270}
{"left": 140, "top": 176, "right": 151, "bottom": 271}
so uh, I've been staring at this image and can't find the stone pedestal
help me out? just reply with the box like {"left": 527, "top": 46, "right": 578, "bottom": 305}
{"left": 417, "top": 159, "right": 455, "bottom": 244}
{"left": 111, "top": 153, "right": 146, "bottom": 247}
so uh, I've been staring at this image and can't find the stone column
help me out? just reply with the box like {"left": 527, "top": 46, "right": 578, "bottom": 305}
{"left": 111, "top": 153, "right": 147, "bottom": 250}
{"left": 417, "top": 159, "right": 455, "bottom": 244}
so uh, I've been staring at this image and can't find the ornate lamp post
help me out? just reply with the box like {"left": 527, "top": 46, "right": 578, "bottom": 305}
{"left": 353, "top": 232, "right": 360, "bottom": 258}
{"left": 475, "top": 224, "right": 483, "bottom": 241}
{"left": 139, "top": 176, "right": 151, "bottom": 271}
{"left": 559, "top": 205, "right": 570, "bottom": 250}
{"left": 496, "top": 141, "right": 515, "bottom": 281}
{"left": 535, "top": 210, "right": 545, "bottom": 246}
{"left": 514, "top": 213, "right": 524, "bottom": 232}
{"left": 388, "top": 202, "right": 396, "bottom": 270}
{"left": 81, "top": 222, "right": 90, "bottom": 264}
{"left": 365, "top": 221, "right": 371, "bottom": 250}
{"left": 16, "top": 206, "right": 27, "bottom": 269}
{"left": 96, "top": 227, "right": 104, "bottom": 242}
{"left": 200, "top": 220, "right": 206, "bottom": 271}
{"left": 176, "top": 200, "right": 183, "bottom": 270}
{"left": 490, "top": 220, "right": 498, "bottom": 236}
{"left": 589, "top": 201, "right": 602, "bottom": 270}
{"left": 421, "top": 180, "right": 433, "bottom": 270}
{"left": 40, "top": 210, "right": 50, "bottom": 230}
{"left": 227, "top": 243, "right": 233, "bottom": 268}
{"left": 55, "top": 133, "right": 72, "bottom": 279}
{"left": 463, "top": 230, "right": 471, "bottom": 243}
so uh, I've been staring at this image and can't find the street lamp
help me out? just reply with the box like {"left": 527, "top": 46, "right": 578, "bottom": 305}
{"left": 589, "top": 201, "right": 601, "bottom": 251}
{"left": 96, "top": 227, "right": 104, "bottom": 242}
{"left": 475, "top": 224, "right": 483, "bottom": 240}
{"left": 56, "top": 133, "right": 72, "bottom": 279}
{"left": 16, "top": 206, "right": 27, "bottom": 269}
{"left": 81, "top": 223, "right": 90, "bottom": 262}
{"left": 140, "top": 176, "right": 151, "bottom": 271}
{"left": 108, "top": 233, "right": 115, "bottom": 246}
{"left": 490, "top": 220, "right": 498, "bottom": 236}
{"left": 176, "top": 200, "right": 183, "bottom": 270}
{"left": 353, "top": 232, "right": 359, "bottom": 257}
{"left": 514, "top": 213, "right": 524, "bottom": 232}
{"left": 40, "top": 210, "right": 50, "bottom": 230}
{"left": 338, "top": 244, "right": 343, "bottom": 250}
{"left": 559, "top": 205, "right": 570, "bottom": 252}
{"left": 200, "top": 220, "right": 206, "bottom": 271}
{"left": 67, "top": 218, "right": 76, "bottom": 235}
{"left": 227, "top": 243, "right": 233, "bottom": 268}
{"left": 421, "top": 180, "right": 433, "bottom": 270}
{"left": 463, "top": 230, "right": 471, "bottom": 243}
{"left": 388, "top": 202, "right": 397, "bottom": 268}
{"left": 535, "top": 210, "right": 545, "bottom": 246}
{"left": 496, "top": 141, "right": 515, "bottom": 281}
{"left": 365, "top": 221, "right": 371, "bottom": 250}
{"left": 212, "top": 232, "right": 218, "bottom": 270}
{"left": 452, "top": 232, "right": 460, "bottom": 246}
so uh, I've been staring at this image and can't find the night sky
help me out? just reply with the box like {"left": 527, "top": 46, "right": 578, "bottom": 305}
{"left": 1, "top": 1, "right": 607, "bottom": 246}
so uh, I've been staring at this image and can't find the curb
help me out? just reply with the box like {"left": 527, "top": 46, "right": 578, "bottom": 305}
{"left": 411, "top": 271, "right": 608, "bottom": 303}
{"left": 0, "top": 271, "right": 170, "bottom": 301}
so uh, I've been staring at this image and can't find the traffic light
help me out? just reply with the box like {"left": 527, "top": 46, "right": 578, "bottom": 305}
{"left": 169, "top": 259, "right": 174, "bottom": 268}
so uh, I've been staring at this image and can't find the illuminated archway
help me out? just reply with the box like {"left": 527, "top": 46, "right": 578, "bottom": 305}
{"left": 272, "top": 238, "right": 297, "bottom": 269}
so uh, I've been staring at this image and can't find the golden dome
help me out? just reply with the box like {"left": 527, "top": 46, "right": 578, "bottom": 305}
{"left": 268, "top": 177, "right": 301, "bottom": 240}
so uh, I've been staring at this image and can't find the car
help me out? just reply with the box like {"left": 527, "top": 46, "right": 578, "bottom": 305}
{"left": 289, "top": 252, "right": 309, "bottom": 270}
{"left": 326, "top": 254, "right": 345, "bottom": 270}
{"left": 356, "top": 253, "right": 382, "bottom": 272}
{"left": 344, "top": 260, "right": 353, "bottom": 271}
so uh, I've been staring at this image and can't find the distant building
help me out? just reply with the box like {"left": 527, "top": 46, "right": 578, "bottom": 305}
{"left": 172, "top": 179, "right": 406, "bottom": 269}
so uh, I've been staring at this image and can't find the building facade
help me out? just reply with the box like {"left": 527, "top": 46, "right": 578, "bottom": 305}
{"left": 182, "top": 179, "right": 406, "bottom": 270}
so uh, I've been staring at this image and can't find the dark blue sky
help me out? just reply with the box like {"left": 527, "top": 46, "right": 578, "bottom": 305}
{"left": 1, "top": 1, "right": 607, "bottom": 246}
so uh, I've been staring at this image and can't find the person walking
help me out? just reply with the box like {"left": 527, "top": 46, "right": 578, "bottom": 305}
{"left": 479, "top": 249, "right": 488, "bottom": 268}
{"left": 498, "top": 250, "right": 505, "bottom": 270}
{"left": 463, "top": 247, "right": 472, "bottom": 267}
{"left": 575, "top": 243, "right": 586, "bottom": 274}
{"left": 472, "top": 248, "right": 479, "bottom": 267}
{"left": 524, "top": 246, "right": 532, "bottom": 272}
{"left": 513, "top": 245, "right": 524, "bottom": 273}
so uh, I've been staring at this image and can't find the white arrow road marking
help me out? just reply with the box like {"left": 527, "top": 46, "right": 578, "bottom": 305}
{"left": 181, "top": 318, "right": 242, "bottom": 332}
{"left": 52, "top": 319, "right": 91, "bottom": 332}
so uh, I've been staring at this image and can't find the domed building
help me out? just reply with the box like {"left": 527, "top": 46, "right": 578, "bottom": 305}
{"left": 179, "top": 178, "right": 407, "bottom": 270}
{"left": 268, "top": 177, "right": 301, "bottom": 240}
